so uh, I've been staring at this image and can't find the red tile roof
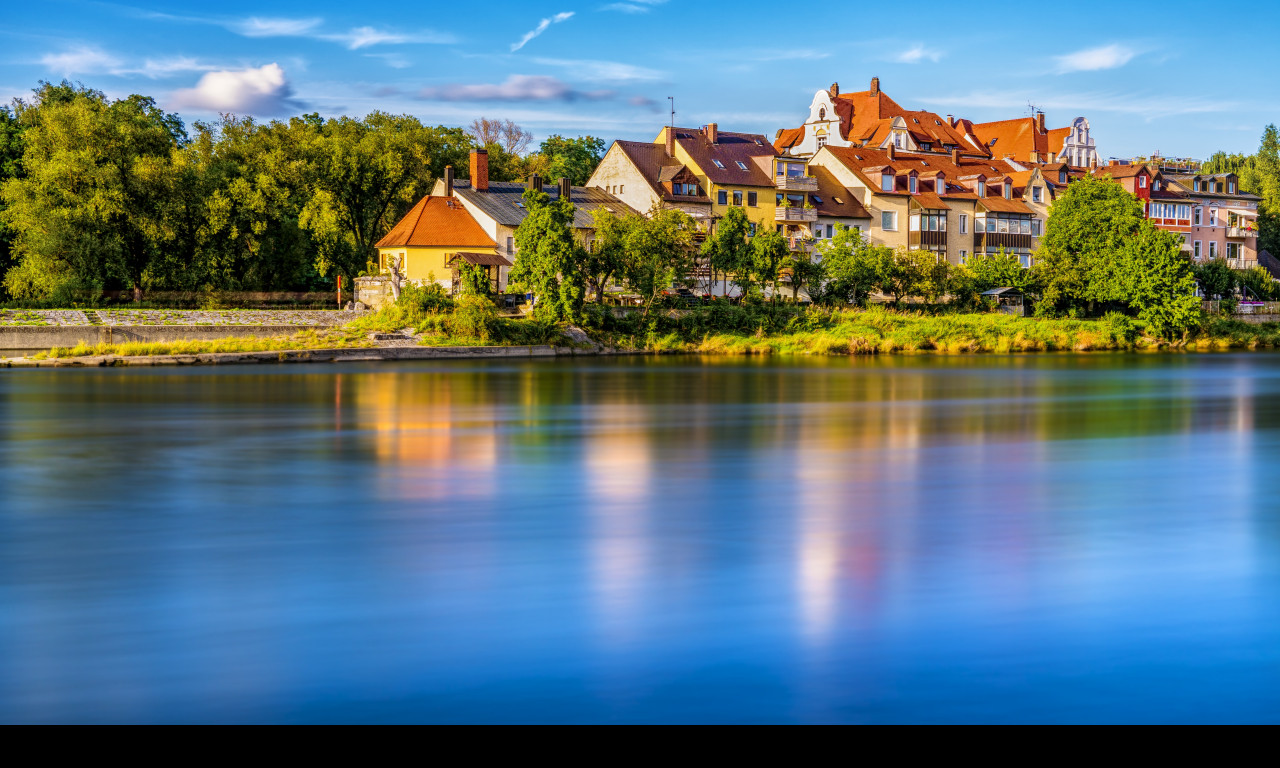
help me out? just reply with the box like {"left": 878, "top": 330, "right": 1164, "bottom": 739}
{"left": 376, "top": 196, "right": 497, "bottom": 249}
{"left": 667, "top": 126, "right": 777, "bottom": 186}
{"left": 809, "top": 165, "right": 870, "bottom": 219}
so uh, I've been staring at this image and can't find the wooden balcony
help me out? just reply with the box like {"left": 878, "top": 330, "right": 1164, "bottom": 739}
{"left": 910, "top": 230, "right": 947, "bottom": 247}
{"left": 974, "top": 232, "right": 1032, "bottom": 251}
{"left": 775, "top": 175, "right": 819, "bottom": 192}
{"left": 776, "top": 207, "right": 818, "bottom": 223}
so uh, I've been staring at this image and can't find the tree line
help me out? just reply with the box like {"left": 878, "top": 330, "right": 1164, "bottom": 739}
{"left": 1201, "top": 124, "right": 1280, "bottom": 255}
{"left": 0, "top": 81, "right": 605, "bottom": 303}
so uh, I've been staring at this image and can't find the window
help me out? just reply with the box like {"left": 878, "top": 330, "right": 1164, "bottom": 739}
{"left": 1032, "top": 186, "right": 1042, "bottom": 203}
{"left": 1004, "top": 183, "right": 1012, "bottom": 200}
{"left": 881, "top": 173, "right": 894, "bottom": 192}
{"left": 959, "top": 214, "right": 968, "bottom": 234}
{"left": 736, "top": 161, "right": 749, "bottom": 171}
{"left": 673, "top": 182, "right": 698, "bottom": 196}
{"left": 959, "top": 250, "right": 968, "bottom": 264}
{"left": 1209, "top": 208, "right": 1218, "bottom": 227}
{"left": 1194, "top": 207, "right": 1202, "bottom": 226}
{"left": 819, "top": 107, "right": 826, "bottom": 120}
{"left": 712, "top": 160, "right": 726, "bottom": 169}
{"left": 1059, "top": 170, "right": 1067, "bottom": 184}
{"left": 827, "top": 225, "right": 834, "bottom": 238}
{"left": 977, "top": 181, "right": 986, "bottom": 197}
{"left": 909, "top": 176, "right": 918, "bottom": 194}
{"left": 1194, "top": 241, "right": 1202, "bottom": 259}
{"left": 733, "top": 190, "right": 743, "bottom": 206}
{"left": 909, "top": 214, "right": 920, "bottom": 232}
{"left": 717, "top": 190, "right": 728, "bottom": 205}
{"left": 1229, "top": 181, "right": 1237, "bottom": 194}
{"left": 748, "top": 222, "right": 757, "bottom": 236}
{"left": 882, "top": 211, "right": 897, "bottom": 231}
{"left": 1228, "top": 242, "right": 1240, "bottom": 259}
{"left": 1193, "top": 180, "right": 1201, "bottom": 192}
{"left": 747, "top": 191, "right": 757, "bottom": 207}
{"left": 1032, "top": 219, "right": 1042, "bottom": 237}
{"left": 1209, "top": 241, "right": 1218, "bottom": 258}
{"left": 506, "top": 237, "right": 514, "bottom": 254}
{"left": 816, "top": 136, "right": 827, "bottom": 149}
{"left": 1020, "top": 253, "right": 1032, "bottom": 269}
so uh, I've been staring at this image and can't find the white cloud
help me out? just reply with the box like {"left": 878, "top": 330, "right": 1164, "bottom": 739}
{"left": 893, "top": 44, "right": 944, "bottom": 64}
{"left": 533, "top": 58, "right": 664, "bottom": 82}
{"left": 511, "top": 12, "right": 574, "bottom": 52}
{"left": 1054, "top": 44, "right": 1137, "bottom": 73}
{"left": 40, "top": 46, "right": 122, "bottom": 76}
{"left": 169, "top": 63, "right": 298, "bottom": 115}
{"left": 229, "top": 17, "right": 324, "bottom": 38}
{"left": 418, "top": 74, "right": 611, "bottom": 102}
{"left": 600, "top": 0, "right": 668, "bottom": 12}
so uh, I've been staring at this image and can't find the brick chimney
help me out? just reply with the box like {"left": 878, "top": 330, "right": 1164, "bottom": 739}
{"left": 946, "top": 114, "right": 954, "bottom": 126}
{"left": 1036, "top": 111, "right": 1046, "bottom": 134}
{"left": 444, "top": 165, "right": 454, "bottom": 197}
{"left": 665, "top": 126, "right": 675, "bottom": 158}
{"left": 705, "top": 123, "right": 718, "bottom": 144}
{"left": 469, "top": 149, "right": 488, "bottom": 192}
{"left": 951, "top": 148, "right": 960, "bottom": 165}
{"left": 829, "top": 82, "right": 840, "bottom": 98}
{"left": 870, "top": 76, "right": 880, "bottom": 95}
{"left": 558, "top": 177, "right": 571, "bottom": 201}
{"left": 886, "top": 144, "right": 895, "bottom": 161}
{"left": 530, "top": 173, "right": 543, "bottom": 193}
{"left": 1029, "top": 151, "right": 1041, "bottom": 163}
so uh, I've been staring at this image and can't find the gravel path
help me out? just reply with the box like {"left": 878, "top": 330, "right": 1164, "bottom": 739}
{"left": 1, "top": 309, "right": 368, "bottom": 326}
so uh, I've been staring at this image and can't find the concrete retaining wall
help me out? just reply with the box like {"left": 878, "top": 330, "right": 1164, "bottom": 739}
{"left": 0, "top": 324, "right": 331, "bottom": 351}
{"left": 3, "top": 344, "right": 564, "bottom": 367}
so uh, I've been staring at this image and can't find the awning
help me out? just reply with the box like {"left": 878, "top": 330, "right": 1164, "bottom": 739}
{"left": 448, "top": 252, "right": 513, "bottom": 267}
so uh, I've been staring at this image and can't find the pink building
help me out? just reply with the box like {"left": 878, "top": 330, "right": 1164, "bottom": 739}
{"left": 1164, "top": 173, "right": 1260, "bottom": 268}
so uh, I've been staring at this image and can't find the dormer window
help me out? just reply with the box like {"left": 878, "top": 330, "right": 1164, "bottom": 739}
{"left": 936, "top": 175, "right": 946, "bottom": 196}
{"left": 1229, "top": 181, "right": 1237, "bottom": 193}
{"left": 977, "top": 181, "right": 986, "bottom": 197}
{"left": 1059, "top": 170, "right": 1067, "bottom": 184}
{"left": 909, "top": 176, "right": 918, "bottom": 194}
{"left": 1032, "top": 186, "right": 1042, "bottom": 203}
{"left": 881, "top": 172, "right": 894, "bottom": 192}
{"left": 1004, "top": 183, "right": 1012, "bottom": 199}
{"left": 1138, "top": 176, "right": 1147, "bottom": 189}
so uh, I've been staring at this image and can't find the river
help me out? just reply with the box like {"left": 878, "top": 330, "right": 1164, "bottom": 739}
{"left": 2, "top": 354, "right": 1280, "bottom": 723}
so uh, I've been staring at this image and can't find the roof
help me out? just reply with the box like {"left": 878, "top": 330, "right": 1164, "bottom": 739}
{"left": 820, "top": 146, "right": 1024, "bottom": 199}
{"left": 612, "top": 139, "right": 712, "bottom": 204}
{"left": 376, "top": 196, "right": 497, "bottom": 249}
{"left": 451, "top": 180, "right": 639, "bottom": 229}
{"left": 981, "top": 287, "right": 1023, "bottom": 296}
{"left": 809, "top": 165, "right": 869, "bottom": 219}
{"left": 666, "top": 126, "right": 777, "bottom": 186}
{"left": 449, "top": 252, "right": 514, "bottom": 267}
{"left": 977, "top": 195, "right": 1035, "bottom": 214}
{"left": 1094, "top": 163, "right": 1148, "bottom": 179}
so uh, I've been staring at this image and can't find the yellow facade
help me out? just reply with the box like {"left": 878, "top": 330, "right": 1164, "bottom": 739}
{"left": 377, "top": 245, "right": 498, "bottom": 288}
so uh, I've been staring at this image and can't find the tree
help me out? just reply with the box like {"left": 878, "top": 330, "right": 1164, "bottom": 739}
{"left": 297, "top": 112, "right": 433, "bottom": 282}
{"left": 1194, "top": 257, "right": 1235, "bottom": 299}
{"left": 787, "top": 249, "right": 825, "bottom": 303}
{"left": 536, "top": 135, "right": 605, "bottom": 186}
{"left": 509, "top": 187, "right": 585, "bottom": 322}
{"left": 467, "top": 118, "right": 533, "bottom": 157}
{"left": 816, "top": 225, "right": 879, "bottom": 306}
{"left": 1124, "top": 228, "right": 1201, "bottom": 338}
{"left": 621, "top": 207, "right": 696, "bottom": 315}
{"left": 700, "top": 206, "right": 752, "bottom": 297}
{"left": 965, "top": 249, "right": 1033, "bottom": 293}
{"left": 0, "top": 104, "right": 24, "bottom": 298}
{"left": 750, "top": 228, "right": 789, "bottom": 302}
{"left": 587, "top": 208, "right": 633, "bottom": 302}
{"left": 1, "top": 84, "right": 185, "bottom": 301}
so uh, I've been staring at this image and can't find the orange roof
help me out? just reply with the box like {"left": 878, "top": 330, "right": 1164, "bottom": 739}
{"left": 376, "top": 196, "right": 497, "bottom": 249}
{"left": 773, "top": 127, "right": 804, "bottom": 153}
{"left": 967, "top": 117, "right": 1079, "bottom": 164}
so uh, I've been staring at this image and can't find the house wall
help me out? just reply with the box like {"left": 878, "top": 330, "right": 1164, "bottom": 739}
{"left": 783, "top": 89, "right": 852, "bottom": 157}
{"left": 586, "top": 145, "right": 663, "bottom": 216}
{"left": 377, "top": 245, "right": 500, "bottom": 291}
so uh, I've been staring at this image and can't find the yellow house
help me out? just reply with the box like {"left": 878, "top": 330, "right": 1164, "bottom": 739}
{"left": 375, "top": 195, "right": 505, "bottom": 293}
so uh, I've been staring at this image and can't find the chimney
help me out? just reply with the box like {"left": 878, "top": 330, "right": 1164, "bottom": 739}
{"left": 951, "top": 148, "right": 960, "bottom": 165}
{"left": 1036, "top": 111, "right": 1046, "bottom": 134}
{"left": 829, "top": 82, "right": 840, "bottom": 98}
{"left": 665, "top": 126, "right": 675, "bottom": 158}
{"left": 706, "top": 123, "right": 718, "bottom": 144}
{"left": 469, "top": 149, "right": 489, "bottom": 192}
{"left": 1029, "top": 151, "right": 1041, "bottom": 164}
{"left": 886, "top": 144, "right": 895, "bottom": 161}
{"left": 444, "top": 165, "right": 454, "bottom": 197}
{"left": 946, "top": 114, "right": 954, "bottom": 126}
{"left": 870, "top": 76, "right": 880, "bottom": 95}
{"left": 1090, "top": 157, "right": 1099, "bottom": 169}
{"left": 530, "top": 174, "right": 543, "bottom": 193}
{"left": 558, "top": 177, "right": 571, "bottom": 201}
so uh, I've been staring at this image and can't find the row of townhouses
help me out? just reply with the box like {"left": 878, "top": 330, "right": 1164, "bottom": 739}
{"left": 373, "top": 77, "right": 1263, "bottom": 296}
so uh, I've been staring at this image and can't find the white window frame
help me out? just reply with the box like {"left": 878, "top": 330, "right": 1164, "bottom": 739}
{"left": 1193, "top": 241, "right": 1202, "bottom": 259}
{"left": 881, "top": 211, "right": 898, "bottom": 231}
{"left": 959, "top": 214, "right": 968, "bottom": 234}
{"left": 1209, "top": 241, "right": 1218, "bottom": 258}
{"left": 1032, "top": 186, "right": 1042, "bottom": 203}
{"left": 881, "top": 173, "right": 894, "bottom": 192}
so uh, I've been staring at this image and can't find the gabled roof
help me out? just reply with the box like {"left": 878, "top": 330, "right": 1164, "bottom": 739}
{"left": 809, "top": 165, "right": 870, "bottom": 219}
{"left": 821, "top": 146, "right": 1023, "bottom": 198}
{"left": 376, "top": 196, "right": 497, "bottom": 249}
{"left": 666, "top": 126, "right": 777, "bottom": 187}
{"left": 610, "top": 139, "right": 712, "bottom": 204}
{"left": 451, "top": 181, "right": 639, "bottom": 229}
{"left": 967, "top": 118, "right": 1078, "bottom": 164}
{"left": 977, "top": 195, "right": 1035, "bottom": 214}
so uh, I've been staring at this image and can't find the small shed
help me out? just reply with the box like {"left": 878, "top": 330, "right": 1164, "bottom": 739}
{"left": 447, "top": 252, "right": 514, "bottom": 295}
{"left": 981, "top": 287, "right": 1025, "bottom": 316}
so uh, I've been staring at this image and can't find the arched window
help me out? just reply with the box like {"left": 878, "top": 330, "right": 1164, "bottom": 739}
{"left": 819, "top": 107, "right": 826, "bottom": 120}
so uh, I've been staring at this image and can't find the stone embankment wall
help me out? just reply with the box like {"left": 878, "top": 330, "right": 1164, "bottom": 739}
{"left": 0, "top": 325, "right": 327, "bottom": 351}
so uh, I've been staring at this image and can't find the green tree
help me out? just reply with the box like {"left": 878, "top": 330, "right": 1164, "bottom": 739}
{"left": 750, "top": 228, "right": 789, "bottom": 301}
{"left": 1, "top": 84, "right": 185, "bottom": 301}
{"left": 509, "top": 187, "right": 585, "bottom": 322}
{"left": 622, "top": 207, "right": 697, "bottom": 315}
{"left": 298, "top": 112, "right": 435, "bottom": 283}
{"left": 536, "top": 135, "right": 606, "bottom": 186}
{"left": 0, "top": 103, "right": 25, "bottom": 298}
{"left": 1194, "top": 257, "right": 1236, "bottom": 299}
{"left": 816, "top": 225, "right": 879, "bottom": 306}
{"left": 1124, "top": 228, "right": 1202, "bottom": 338}
{"left": 587, "top": 208, "right": 633, "bottom": 302}
{"left": 457, "top": 260, "right": 491, "bottom": 296}
{"left": 787, "top": 249, "right": 825, "bottom": 303}
{"left": 700, "top": 206, "right": 752, "bottom": 297}
{"left": 965, "top": 249, "right": 1032, "bottom": 293}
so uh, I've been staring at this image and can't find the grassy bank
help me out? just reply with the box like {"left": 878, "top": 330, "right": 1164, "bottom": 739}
{"left": 30, "top": 329, "right": 370, "bottom": 359}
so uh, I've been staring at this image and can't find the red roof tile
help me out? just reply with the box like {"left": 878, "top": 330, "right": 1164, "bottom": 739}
{"left": 376, "top": 196, "right": 497, "bottom": 249}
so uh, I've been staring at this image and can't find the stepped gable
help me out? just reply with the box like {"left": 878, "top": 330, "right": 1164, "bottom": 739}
{"left": 376, "top": 196, "right": 496, "bottom": 249}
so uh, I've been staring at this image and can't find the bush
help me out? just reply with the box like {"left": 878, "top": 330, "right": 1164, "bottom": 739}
{"left": 451, "top": 295, "right": 499, "bottom": 343}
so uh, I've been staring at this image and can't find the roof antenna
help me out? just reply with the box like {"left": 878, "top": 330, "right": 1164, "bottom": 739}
{"left": 1026, "top": 101, "right": 1040, "bottom": 117}
{"left": 668, "top": 96, "right": 675, "bottom": 131}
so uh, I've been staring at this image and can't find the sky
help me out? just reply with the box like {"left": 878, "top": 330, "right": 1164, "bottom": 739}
{"left": 2, "top": 0, "right": 1276, "bottom": 160}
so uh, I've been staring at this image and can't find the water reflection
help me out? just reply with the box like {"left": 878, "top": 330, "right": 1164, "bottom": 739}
{"left": 3, "top": 354, "right": 1280, "bottom": 722}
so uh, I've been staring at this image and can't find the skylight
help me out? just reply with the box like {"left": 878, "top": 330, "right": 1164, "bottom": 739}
{"left": 735, "top": 161, "right": 748, "bottom": 171}
{"left": 712, "top": 160, "right": 725, "bottom": 169}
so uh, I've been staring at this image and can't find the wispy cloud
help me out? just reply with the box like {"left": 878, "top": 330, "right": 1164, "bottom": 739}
{"left": 418, "top": 74, "right": 612, "bottom": 102}
{"left": 533, "top": 58, "right": 665, "bottom": 83}
{"left": 40, "top": 46, "right": 122, "bottom": 77}
{"left": 1054, "top": 44, "right": 1138, "bottom": 73}
{"left": 893, "top": 44, "right": 944, "bottom": 64}
{"left": 169, "top": 63, "right": 302, "bottom": 115}
{"left": 116, "top": 8, "right": 456, "bottom": 49}
{"left": 229, "top": 17, "right": 324, "bottom": 38}
{"left": 511, "top": 12, "right": 574, "bottom": 52}
{"left": 600, "top": 0, "right": 668, "bottom": 12}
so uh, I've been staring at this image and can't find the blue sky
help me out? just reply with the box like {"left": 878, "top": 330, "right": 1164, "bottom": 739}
{"left": 2, "top": 0, "right": 1275, "bottom": 160}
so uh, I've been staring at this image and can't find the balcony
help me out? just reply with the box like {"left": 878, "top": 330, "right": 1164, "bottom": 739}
{"left": 777, "top": 207, "right": 818, "bottom": 223}
{"left": 1227, "top": 226, "right": 1255, "bottom": 239}
{"left": 974, "top": 232, "right": 1033, "bottom": 250}
{"left": 910, "top": 230, "right": 947, "bottom": 247}
{"left": 775, "top": 175, "right": 819, "bottom": 192}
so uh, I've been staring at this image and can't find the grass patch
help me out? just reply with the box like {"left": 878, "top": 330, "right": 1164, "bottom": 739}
{"left": 31, "top": 329, "right": 369, "bottom": 359}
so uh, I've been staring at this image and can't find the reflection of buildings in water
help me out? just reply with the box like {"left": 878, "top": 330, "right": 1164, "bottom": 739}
{"left": 353, "top": 372, "right": 498, "bottom": 502}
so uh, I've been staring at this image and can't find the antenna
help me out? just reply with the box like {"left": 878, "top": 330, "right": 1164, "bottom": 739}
{"left": 668, "top": 96, "right": 675, "bottom": 131}
{"left": 1026, "top": 101, "right": 1040, "bottom": 117}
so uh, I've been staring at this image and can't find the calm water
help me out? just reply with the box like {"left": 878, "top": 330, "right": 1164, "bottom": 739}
{"left": 3, "top": 354, "right": 1280, "bottom": 723}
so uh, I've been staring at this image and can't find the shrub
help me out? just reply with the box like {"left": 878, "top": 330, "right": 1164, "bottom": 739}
{"left": 451, "top": 295, "right": 499, "bottom": 343}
